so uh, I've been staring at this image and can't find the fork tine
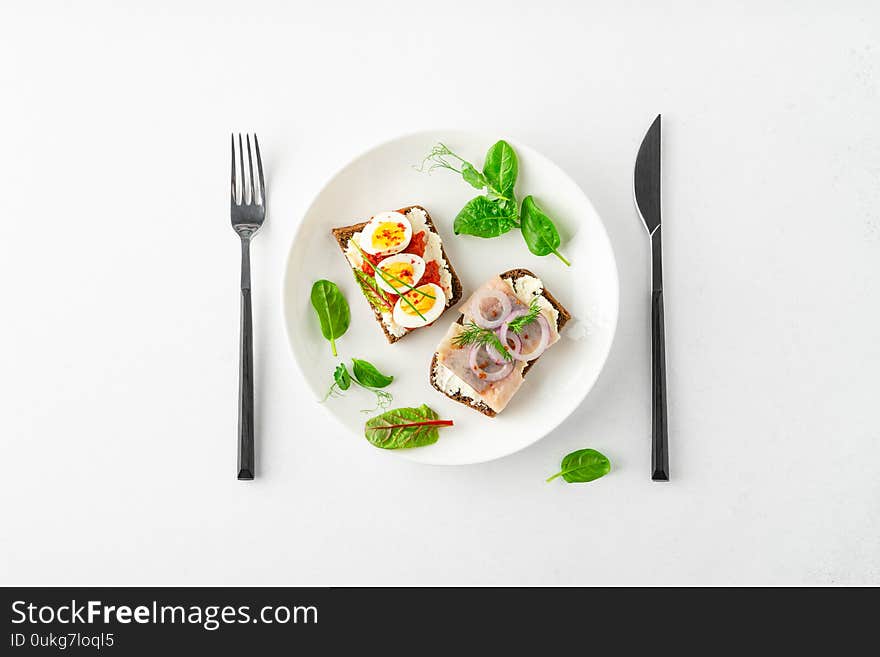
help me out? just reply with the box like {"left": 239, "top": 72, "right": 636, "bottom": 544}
{"left": 253, "top": 134, "right": 265, "bottom": 206}
{"left": 238, "top": 133, "right": 246, "bottom": 204}
{"left": 246, "top": 135, "right": 255, "bottom": 206}
{"left": 230, "top": 133, "right": 237, "bottom": 204}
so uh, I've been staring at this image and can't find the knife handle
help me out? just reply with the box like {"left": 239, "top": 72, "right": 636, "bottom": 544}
{"left": 651, "top": 288, "right": 669, "bottom": 481}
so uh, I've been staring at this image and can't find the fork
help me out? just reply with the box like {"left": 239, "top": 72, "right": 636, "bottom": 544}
{"left": 230, "top": 134, "right": 265, "bottom": 480}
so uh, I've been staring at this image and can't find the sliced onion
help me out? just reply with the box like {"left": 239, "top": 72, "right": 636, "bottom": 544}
{"left": 487, "top": 331, "right": 522, "bottom": 364}
{"left": 468, "top": 344, "right": 514, "bottom": 382}
{"left": 502, "top": 307, "right": 528, "bottom": 326}
{"left": 499, "top": 314, "right": 550, "bottom": 361}
{"left": 486, "top": 343, "right": 507, "bottom": 365}
{"left": 472, "top": 289, "right": 511, "bottom": 329}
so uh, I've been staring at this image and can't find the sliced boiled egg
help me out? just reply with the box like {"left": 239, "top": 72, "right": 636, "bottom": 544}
{"left": 375, "top": 253, "right": 426, "bottom": 294}
{"left": 392, "top": 283, "right": 446, "bottom": 329}
{"left": 359, "top": 211, "right": 412, "bottom": 256}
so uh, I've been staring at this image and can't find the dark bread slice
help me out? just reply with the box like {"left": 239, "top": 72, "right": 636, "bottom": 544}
{"left": 331, "top": 205, "right": 463, "bottom": 344}
{"left": 430, "top": 268, "right": 571, "bottom": 417}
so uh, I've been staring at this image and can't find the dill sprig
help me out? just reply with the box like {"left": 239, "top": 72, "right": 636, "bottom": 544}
{"left": 508, "top": 298, "right": 542, "bottom": 335}
{"left": 451, "top": 322, "right": 513, "bottom": 362}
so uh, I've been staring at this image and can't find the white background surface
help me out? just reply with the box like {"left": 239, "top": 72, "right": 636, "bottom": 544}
{"left": 1, "top": 1, "right": 878, "bottom": 585}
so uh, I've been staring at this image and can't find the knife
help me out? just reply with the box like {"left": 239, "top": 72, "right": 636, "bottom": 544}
{"left": 634, "top": 114, "right": 669, "bottom": 481}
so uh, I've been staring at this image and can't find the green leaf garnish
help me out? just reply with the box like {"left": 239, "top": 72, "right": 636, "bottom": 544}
{"left": 520, "top": 196, "right": 570, "bottom": 266}
{"left": 334, "top": 363, "right": 351, "bottom": 390}
{"left": 310, "top": 280, "right": 350, "bottom": 357}
{"left": 461, "top": 163, "right": 487, "bottom": 189}
{"left": 482, "top": 140, "right": 518, "bottom": 201}
{"left": 364, "top": 404, "right": 453, "bottom": 449}
{"left": 351, "top": 358, "right": 394, "bottom": 388}
{"left": 453, "top": 196, "right": 518, "bottom": 238}
{"left": 322, "top": 359, "right": 395, "bottom": 413}
{"left": 353, "top": 268, "right": 393, "bottom": 313}
{"left": 546, "top": 449, "right": 611, "bottom": 483}
{"left": 417, "top": 143, "right": 486, "bottom": 189}
{"left": 419, "top": 140, "right": 571, "bottom": 266}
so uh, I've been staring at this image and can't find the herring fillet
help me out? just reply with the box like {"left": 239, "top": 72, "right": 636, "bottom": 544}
{"left": 435, "top": 276, "right": 560, "bottom": 414}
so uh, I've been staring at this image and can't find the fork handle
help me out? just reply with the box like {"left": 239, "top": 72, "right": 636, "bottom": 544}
{"left": 238, "top": 237, "right": 255, "bottom": 480}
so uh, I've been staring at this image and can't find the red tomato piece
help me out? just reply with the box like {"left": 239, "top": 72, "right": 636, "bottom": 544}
{"left": 403, "top": 231, "right": 426, "bottom": 258}
{"left": 421, "top": 260, "right": 441, "bottom": 287}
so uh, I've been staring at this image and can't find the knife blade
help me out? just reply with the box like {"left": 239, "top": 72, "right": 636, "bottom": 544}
{"left": 634, "top": 114, "right": 669, "bottom": 481}
{"left": 634, "top": 114, "right": 661, "bottom": 236}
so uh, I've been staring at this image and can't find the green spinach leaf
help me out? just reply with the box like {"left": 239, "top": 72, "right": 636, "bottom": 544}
{"left": 497, "top": 197, "right": 520, "bottom": 221}
{"left": 351, "top": 358, "right": 394, "bottom": 388}
{"left": 364, "top": 404, "right": 454, "bottom": 449}
{"left": 310, "top": 279, "right": 351, "bottom": 356}
{"left": 546, "top": 448, "right": 611, "bottom": 483}
{"left": 520, "top": 196, "right": 571, "bottom": 266}
{"left": 333, "top": 363, "right": 351, "bottom": 391}
{"left": 419, "top": 139, "right": 574, "bottom": 268}
{"left": 483, "top": 140, "right": 518, "bottom": 200}
{"left": 454, "top": 196, "right": 518, "bottom": 238}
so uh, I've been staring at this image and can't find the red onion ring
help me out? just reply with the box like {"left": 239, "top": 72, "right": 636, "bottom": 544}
{"left": 487, "top": 331, "right": 522, "bottom": 364}
{"left": 502, "top": 307, "right": 528, "bottom": 325}
{"left": 499, "top": 313, "right": 550, "bottom": 361}
{"left": 472, "top": 289, "right": 511, "bottom": 329}
{"left": 468, "top": 344, "right": 514, "bottom": 382}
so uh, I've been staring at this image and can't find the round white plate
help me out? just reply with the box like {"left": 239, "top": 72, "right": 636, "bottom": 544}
{"left": 283, "top": 130, "right": 618, "bottom": 465}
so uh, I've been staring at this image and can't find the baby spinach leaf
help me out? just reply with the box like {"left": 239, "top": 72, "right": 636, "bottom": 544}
{"left": 333, "top": 363, "right": 351, "bottom": 391}
{"left": 483, "top": 140, "right": 518, "bottom": 200}
{"left": 310, "top": 280, "right": 351, "bottom": 356}
{"left": 462, "top": 163, "right": 488, "bottom": 189}
{"left": 364, "top": 404, "right": 453, "bottom": 449}
{"left": 497, "top": 197, "right": 520, "bottom": 221}
{"left": 454, "top": 196, "right": 518, "bottom": 238}
{"left": 520, "top": 196, "right": 571, "bottom": 266}
{"left": 546, "top": 448, "right": 611, "bottom": 483}
{"left": 420, "top": 139, "right": 574, "bottom": 269}
{"left": 351, "top": 358, "right": 394, "bottom": 388}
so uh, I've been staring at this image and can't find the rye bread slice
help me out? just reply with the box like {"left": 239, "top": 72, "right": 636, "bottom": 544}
{"left": 430, "top": 268, "right": 571, "bottom": 417}
{"left": 331, "top": 205, "right": 463, "bottom": 344}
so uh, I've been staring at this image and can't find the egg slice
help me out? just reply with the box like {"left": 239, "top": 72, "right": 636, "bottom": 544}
{"left": 392, "top": 283, "right": 446, "bottom": 329}
{"left": 358, "top": 211, "right": 412, "bottom": 256}
{"left": 375, "top": 254, "right": 426, "bottom": 294}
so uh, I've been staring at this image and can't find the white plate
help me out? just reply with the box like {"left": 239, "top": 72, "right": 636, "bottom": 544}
{"left": 283, "top": 130, "right": 618, "bottom": 465}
